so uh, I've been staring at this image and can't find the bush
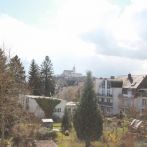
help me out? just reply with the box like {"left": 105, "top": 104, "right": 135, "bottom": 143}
{"left": 36, "top": 127, "right": 57, "bottom": 140}
{"left": 12, "top": 123, "right": 40, "bottom": 146}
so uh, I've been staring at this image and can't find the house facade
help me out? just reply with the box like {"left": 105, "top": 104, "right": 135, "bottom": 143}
{"left": 95, "top": 74, "right": 147, "bottom": 116}
{"left": 95, "top": 77, "right": 122, "bottom": 115}
{"left": 19, "top": 95, "right": 67, "bottom": 119}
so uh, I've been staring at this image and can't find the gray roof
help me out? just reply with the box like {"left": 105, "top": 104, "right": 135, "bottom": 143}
{"left": 116, "top": 75, "right": 146, "bottom": 89}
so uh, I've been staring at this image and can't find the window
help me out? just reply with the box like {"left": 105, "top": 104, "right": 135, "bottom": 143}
{"left": 107, "top": 98, "right": 110, "bottom": 103}
{"left": 107, "top": 82, "right": 111, "bottom": 89}
{"left": 107, "top": 107, "right": 112, "bottom": 113}
{"left": 123, "top": 88, "right": 127, "bottom": 94}
{"left": 110, "top": 99, "right": 113, "bottom": 103}
{"left": 101, "top": 98, "right": 104, "bottom": 102}
{"left": 142, "top": 99, "right": 147, "bottom": 106}
{"left": 102, "top": 81, "right": 105, "bottom": 88}
{"left": 57, "top": 108, "right": 61, "bottom": 112}
{"left": 107, "top": 90, "right": 111, "bottom": 96}
{"left": 102, "top": 88, "right": 105, "bottom": 96}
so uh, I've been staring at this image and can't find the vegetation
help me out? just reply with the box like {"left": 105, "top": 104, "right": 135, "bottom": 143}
{"left": 28, "top": 59, "right": 41, "bottom": 95}
{"left": 61, "top": 108, "right": 72, "bottom": 133}
{"left": 0, "top": 49, "right": 29, "bottom": 147}
{"left": 73, "top": 71, "right": 103, "bottom": 147}
{"left": 9, "top": 55, "right": 26, "bottom": 86}
{"left": 40, "top": 56, "right": 55, "bottom": 96}
{"left": 35, "top": 98, "right": 60, "bottom": 117}
{"left": 54, "top": 120, "right": 130, "bottom": 147}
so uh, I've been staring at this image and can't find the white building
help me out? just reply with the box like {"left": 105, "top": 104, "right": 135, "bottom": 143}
{"left": 95, "top": 77, "right": 122, "bottom": 115}
{"left": 65, "top": 101, "right": 78, "bottom": 118}
{"left": 19, "top": 95, "right": 67, "bottom": 119}
{"left": 95, "top": 74, "right": 147, "bottom": 116}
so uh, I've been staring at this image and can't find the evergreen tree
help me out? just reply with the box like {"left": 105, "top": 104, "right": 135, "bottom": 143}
{"left": 0, "top": 49, "right": 7, "bottom": 72}
{"left": 73, "top": 72, "right": 103, "bottom": 147}
{"left": 61, "top": 108, "right": 72, "bottom": 133}
{"left": 0, "top": 50, "right": 26, "bottom": 146}
{"left": 40, "top": 56, "right": 55, "bottom": 96}
{"left": 9, "top": 55, "right": 26, "bottom": 91}
{"left": 28, "top": 59, "right": 41, "bottom": 95}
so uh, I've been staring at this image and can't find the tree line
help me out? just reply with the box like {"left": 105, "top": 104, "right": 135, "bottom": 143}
{"left": 28, "top": 56, "right": 55, "bottom": 97}
{"left": 0, "top": 48, "right": 103, "bottom": 147}
{"left": 0, "top": 48, "right": 55, "bottom": 96}
{"left": 0, "top": 48, "right": 55, "bottom": 146}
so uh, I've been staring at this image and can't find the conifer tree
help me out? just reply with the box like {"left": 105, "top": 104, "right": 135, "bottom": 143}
{"left": 0, "top": 50, "right": 25, "bottom": 146}
{"left": 9, "top": 55, "right": 26, "bottom": 92}
{"left": 40, "top": 56, "right": 55, "bottom": 96}
{"left": 28, "top": 59, "right": 41, "bottom": 95}
{"left": 73, "top": 71, "right": 103, "bottom": 147}
{"left": 61, "top": 108, "right": 72, "bottom": 133}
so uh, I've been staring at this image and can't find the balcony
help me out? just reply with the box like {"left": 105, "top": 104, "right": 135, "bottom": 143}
{"left": 98, "top": 101, "right": 113, "bottom": 106}
{"left": 97, "top": 94, "right": 112, "bottom": 98}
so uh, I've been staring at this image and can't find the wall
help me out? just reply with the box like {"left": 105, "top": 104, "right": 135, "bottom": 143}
{"left": 53, "top": 99, "right": 67, "bottom": 119}
{"left": 19, "top": 95, "right": 45, "bottom": 118}
{"left": 112, "top": 88, "right": 122, "bottom": 114}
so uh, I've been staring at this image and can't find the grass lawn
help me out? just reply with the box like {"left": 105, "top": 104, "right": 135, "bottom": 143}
{"left": 53, "top": 122, "right": 129, "bottom": 147}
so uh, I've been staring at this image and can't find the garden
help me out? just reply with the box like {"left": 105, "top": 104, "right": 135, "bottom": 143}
{"left": 53, "top": 116, "right": 147, "bottom": 147}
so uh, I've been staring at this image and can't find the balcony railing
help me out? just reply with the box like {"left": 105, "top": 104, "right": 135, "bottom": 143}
{"left": 98, "top": 101, "right": 113, "bottom": 106}
{"left": 97, "top": 94, "right": 112, "bottom": 98}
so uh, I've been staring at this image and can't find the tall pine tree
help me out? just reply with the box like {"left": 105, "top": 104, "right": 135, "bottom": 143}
{"left": 40, "top": 56, "right": 55, "bottom": 96}
{"left": 9, "top": 55, "right": 26, "bottom": 92}
{"left": 73, "top": 72, "right": 103, "bottom": 147}
{"left": 28, "top": 59, "right": 41, "bottom": 95}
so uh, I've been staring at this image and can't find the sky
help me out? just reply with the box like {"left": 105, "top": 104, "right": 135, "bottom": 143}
{"left": 0, "top": 0, "right": 147, "bottom": 77}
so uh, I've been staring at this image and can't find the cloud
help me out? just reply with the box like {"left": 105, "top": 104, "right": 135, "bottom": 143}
{"left": 82, "top": 29, "right": 147, "bottom": 60}
{"left": 0, "top": 0, "right": 147, "bottom": 77}
{"left": 0, "top": 14, "right": 97, "bottom": 75}
{"left": 81, "top": 0, "right": 147, "bottom": 60}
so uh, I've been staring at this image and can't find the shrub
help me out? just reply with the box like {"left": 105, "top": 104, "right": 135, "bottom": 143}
{"left": 36, "top": 127, "right": 57, "bottom": 140}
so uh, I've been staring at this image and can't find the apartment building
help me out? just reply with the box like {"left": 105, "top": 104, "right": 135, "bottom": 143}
{"left": 95, "top": 77, "right": 122, "bottom": 115}
{"left": 95, "top": 74, "right": 147, "bottom": 116}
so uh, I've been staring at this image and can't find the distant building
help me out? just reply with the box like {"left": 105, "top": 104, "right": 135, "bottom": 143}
{"left": 61, "top": 66, "right": 82, "bottom": 78}
{"left": 95, "top": 74, "right": 147, "bottom": 116}
{"left": 55, "top": 66, "right": 84, "bottom": 95}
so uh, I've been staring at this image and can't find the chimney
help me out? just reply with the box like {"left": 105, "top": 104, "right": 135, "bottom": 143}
{"left": 128, "top": 73, "right": 133, "bottom": 84}
{"left": 110, "top": 76, "right": 115, "bottom": 79}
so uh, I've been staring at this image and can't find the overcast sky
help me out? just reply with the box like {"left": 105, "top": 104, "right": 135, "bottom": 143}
{"left": 0, "top": 0, "right": 147, "bottom": 77}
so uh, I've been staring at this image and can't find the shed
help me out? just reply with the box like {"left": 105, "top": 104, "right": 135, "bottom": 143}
{"left": 41, "top": 119, "right": 54, "bottom": 129}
